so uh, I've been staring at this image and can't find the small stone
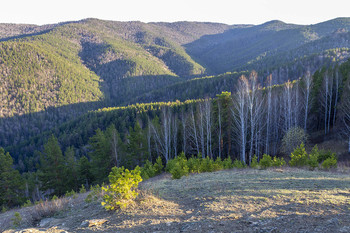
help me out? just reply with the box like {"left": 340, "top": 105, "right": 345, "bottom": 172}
{"left": 87, "top": 219, "right": 108, "bottom": 227}
{"left": 80, "top": 220, "right": 89, "bottom": 227}
{"left": 339, "top": 226, "right": 350, "bottom": 232}
{"left": 39, "top": 218, "right": 54, "bottom": 227}
{"left": 326, "top": 218, "right": 339, "bottom": 227}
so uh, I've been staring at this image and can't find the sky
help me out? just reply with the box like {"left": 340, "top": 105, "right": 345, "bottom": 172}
{"left": 0, "top": 0, "right": 349, "bottom": 26}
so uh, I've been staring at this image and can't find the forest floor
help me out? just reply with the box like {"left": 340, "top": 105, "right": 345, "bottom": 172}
{"left": 2, "top": 167, "right": 350, "bottom": 233}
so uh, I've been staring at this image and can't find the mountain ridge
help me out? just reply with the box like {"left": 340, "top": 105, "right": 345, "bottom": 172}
{"left": 1, "top": 17, "right": 350, "bottom": 157}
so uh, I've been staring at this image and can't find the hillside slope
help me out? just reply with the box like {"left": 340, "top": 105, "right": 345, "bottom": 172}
{"left": 2, "top": 18, "right": 350, "bottom": 154}
{"left": 185, "top": 18, "right": 350, "bottom": 74}
{"left": 1, "top": 168, "right": 350, "bottom": 232}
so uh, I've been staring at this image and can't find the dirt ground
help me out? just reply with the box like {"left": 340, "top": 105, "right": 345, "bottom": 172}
{"left": 2, "top": 167, "right": 350, "bottom": 233}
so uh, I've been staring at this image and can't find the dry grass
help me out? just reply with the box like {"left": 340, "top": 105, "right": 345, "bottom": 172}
{"left": 0, "top": 193, "right": 88, "bottom": 232}
{"left": 2, "top": 168, "right": 350, "bottom": 232}
{"left": 143, "top": 168, "right": 350, "bottom": 224}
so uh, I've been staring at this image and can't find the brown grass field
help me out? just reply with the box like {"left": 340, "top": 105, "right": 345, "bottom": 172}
{"left": 2, "top": 167, "right": 350, "bottom": 232}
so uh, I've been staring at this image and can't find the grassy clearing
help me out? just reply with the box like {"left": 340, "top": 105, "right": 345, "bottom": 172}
{"left": 2, "top": 168, "right": 350, "bottom": 232}
{"left": 143, "top": 168, "right": 350, "bottom": 222}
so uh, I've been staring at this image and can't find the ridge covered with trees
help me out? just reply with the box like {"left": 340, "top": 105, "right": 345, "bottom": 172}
{"left": 1, "top": 18, "right": 350, "bottom": 211}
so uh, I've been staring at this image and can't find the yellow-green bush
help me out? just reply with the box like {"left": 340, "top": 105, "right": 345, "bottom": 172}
{"left": 222, "top": 157, "right": 234, "bottom": 169}
{"left": 79, "top": 184, "right": 86, "bottom": 193}
{"left": 213, "top": 157, "right": 224, "bottom": 171}
{"left": 272, "top": 156, "right": 286, "bottom": 167}
{"left": 321, "top": 156, "right": 337, "bottom": 169}
{"left": 289, "top": 143, "right": 308, "bottom": 167}
{"left": 259, "top": 154, "right": 273, "bottom": 169}
{"left": 199, "top": 156, "right": 215, "bottom": 172}
{"left": 21, "top": 200, "right": 32, "bottom": 208}
{"left": 168, "top": 153, "right": 189, "bottom": 179}
{"left": 12, "top": 212, "right": 22, "bottom": 228}
{"left": 251, "top": 155, "right": 259, "bottom": 168}
{"left": 101, "top": 166, "right": 142, "bottom": 210}
{"left": 233, "top": 159, "right": 246, "bottom": 168}
{"left": 187, "top": 155, "right": 201, "bottom": 173}
{"left": 170, "top": 162, "right": 189, "bottom": 179}
{"left": 317, "top": 150, "right": 337, "bottom": 163}
{"left": 308, "top": 145, "right": 320, "bottom": 169}
{"left": 141, "top": 160, "right": 156, "bottom": 180}
{"left": 153, "top": 156, "right": 164, "bottom": 175}
{"left": 85, "top": 184, "right": 101, "bottom": 203}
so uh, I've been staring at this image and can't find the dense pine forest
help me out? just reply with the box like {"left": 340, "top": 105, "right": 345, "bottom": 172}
{"left": 1, "top": 18, "right": 350, "bottom": 209}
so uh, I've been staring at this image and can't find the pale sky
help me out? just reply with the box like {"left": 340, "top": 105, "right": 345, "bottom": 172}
{"left": 0, "top": 0, "right": 349, "bottom": 26}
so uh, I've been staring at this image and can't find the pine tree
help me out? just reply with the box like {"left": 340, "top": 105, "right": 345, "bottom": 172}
{"left": 0, "top": 148, "right": 24, "bottom": 207}
{"left": 105, "top": 124, "right": 123, "bottom": 167}
{"left": 64, "top": 147, "right": 78, "bottom": 191}
{"left": 39, "top": 135, "right": 66, "bottom": 196}
{"left": 126, "top": 122, "right": 148, "bottom": 168}
{"left": 89, "top": 129, "right": 111, "bottom": 183}
{"left": 78, "top": 156, "right": 93, "bottom": 188}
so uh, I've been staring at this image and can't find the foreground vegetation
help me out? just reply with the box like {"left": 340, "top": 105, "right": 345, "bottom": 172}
{"left": 1, "top": 167, "right": 350, "bottom": 232}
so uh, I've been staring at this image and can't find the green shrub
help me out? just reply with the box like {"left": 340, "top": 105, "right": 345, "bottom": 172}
{"left": 199, "top": 156, "right": 214, "bottom": 172}
{"left": 213, "top": 157, "right": 223, "bottom": 171}
{"left": 259, "top": 154, "right": 273, "bottom": 169}
{"left": 289, "top": 143, "right": 309, "bottom": 167}
{"left": 153, "top": 156, "right": 164, "bottom": 175}
{"left": 85, "top": 184, "right": 101, "bottom": 203}
{"left": 317, "top": 150, "right": 336, "bottom": 163}
{"left": 167, "top": 153, "right": 189, "bottom": 179}
{"left": 34, "top": 200, "right": 43, "bottom": 205}
{"left": 1, "top": 206, "right": 7, "bottom": 213}
{"left": 251, "top": 155, "right": 259, "bottom": 168}
{"left": 233, "top": 159, "right": 246, "bottom": 168}
{"left": 187, "top": 156, "right": 201, "bottom": 173}
{"left": 222, "top": 157, "right": 233, "bottom": 169}
{"left": 21, "top": 200, "right": 32, "bottom": 208}
{"left": 79, "top": 184, "right": 86, "bottom": 193}
{"left": 282, "top": 127, "right": 308, "bottom": 155}
{"left": 170, "top": 162, "right": 189, "bottom": 179}
{"left": 322, "top": 156, "right": 337, "bottom": 169}
{"left": 308, "top": 145, "right": 319, "bottom": 169}
{"left": 101, "top": 166, "right": 142, "bottom": 210}
{"left": 12, "top": 212, "right": 22, "bottom": 228}
{"left": 141, "top": 160, "right": 156, "bottom": 180}
{"left": 51, "top": 195, "right": 58, "bottom": 201}
{"left": 65, "top": 190, "right": 76, "bottom": 198}
{"left": 272, "top": 156, "right": 286, "bottom": 167}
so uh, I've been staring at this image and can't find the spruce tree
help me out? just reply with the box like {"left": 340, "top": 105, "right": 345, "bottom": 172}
{"left": 64, "top": 147, "right": 78, "bottom": 191}
{"left": 0, "top": 148, "right": 24, "bottom": 207}
{"left": 39, "top": 135, "right": 66, "bottom": 196}
{"left": 89, "top": 129, "right": 111, "bottom": 183}
{"left": 126, "top": 122, "right": 148, "bottom": 168}
{"left": 78, "top": 156, "right": 92, "bottom": 188}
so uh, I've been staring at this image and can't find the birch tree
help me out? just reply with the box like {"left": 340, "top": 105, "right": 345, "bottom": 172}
{"left": 284, "top": 80, "right": 293, "bottom": 131}
{"left": 327, "top": 74, "right": 334, "bottom": 133}
{"left": 181, "top": 109, "right": 187, "bottom": 155}
{"left": 303, "top": 71, "right": 312, "bottom": 131}
{"left": 203, "top": 98, "right": 213, "bottom": 158}
{"left": 342, "top": 101, "right": 350, "bottom": 153}
{"left": 189, "top": 106, "right": 200, "bottom": 156}
{"left": 217, "top": 100, "right": 222, "bottom": 158}
{"left": 232, "top": 75, "right": 248, "bottom": 164}
{"left": 333, "top": 69, "right": 340, "bottom": 127}
{"left": 246, "top": 72, "right": 265, "bottom": 163}
{"left": 150, "top": 107, "right": 172, "bottom": 163}
{"left": 341, "top": 80, "right": 350, "bottom": 153}
{"left": 265, "top": 75, "right": 272, "bottom": 154}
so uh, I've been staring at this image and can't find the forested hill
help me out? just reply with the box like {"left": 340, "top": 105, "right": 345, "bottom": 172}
{"left": 1, "top": 18, "right": 350, "bottom": 117}
{"left": 1, "top": 18, "right": 350, "bottom": 161}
